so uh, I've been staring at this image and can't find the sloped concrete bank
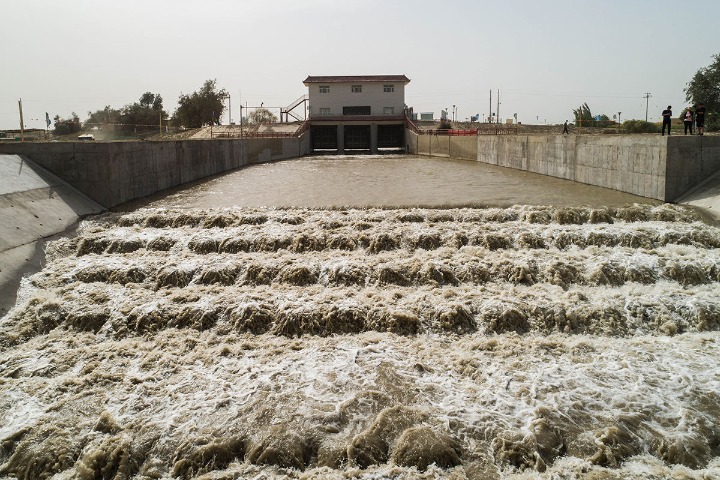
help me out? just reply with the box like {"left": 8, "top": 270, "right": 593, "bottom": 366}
{"left": 407, "top": 131, "right": 720, "bottom": 202}
{"left": 0, "top": 154, "right": 105, "bottom": 315}
{"left": 0, "top": 135, "right": 310, "bottom": 209}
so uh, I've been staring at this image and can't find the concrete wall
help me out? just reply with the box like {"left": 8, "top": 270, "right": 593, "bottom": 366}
{"left": 407, "top": 129, "right": 720, "bottom": 201}
{"left": 665, "top": 136, "right": 720, "bottom": 201}
{"left": 478, "top": 135, "right": 669, "bottom": 200}
{"left": 410, "top": 131, "right": 476, "bottom": 160}
{"left": 0, "top": 134, "right": 309, "bottom": 208}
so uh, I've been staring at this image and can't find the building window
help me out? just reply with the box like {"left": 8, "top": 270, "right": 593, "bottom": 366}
{"left": 384, "top": 85, "right": 394, "bottom": 93}
{"left": 319, "top": 85, "right": 330, "bottom": 94}
{"left": 343, "top": 106, "right": 371, "bottom": 115}
{"left": 383, "top": 107, "right": 395, "bottom": 115}
{"left": 351, "top": 85, "right": 362, "bottom": 93}
{"left": 319, "top": 108, "right": 331, "bottom": 116}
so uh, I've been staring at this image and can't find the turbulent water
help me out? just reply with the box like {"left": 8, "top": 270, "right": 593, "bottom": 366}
{"left": 1, "top": 201, "right": 719, "bottom": 480}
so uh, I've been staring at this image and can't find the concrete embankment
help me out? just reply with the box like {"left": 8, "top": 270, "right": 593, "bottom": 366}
{"left": 0, "top": 135, "right": 310, "bottom": 209}
{"left": 407, "top": 132, "right": 720, "bottom": 203}
{"left": 0, "top": 154, "right": 105, "bottom": 315}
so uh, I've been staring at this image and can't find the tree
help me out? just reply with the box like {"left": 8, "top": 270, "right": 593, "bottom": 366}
{"left": 685, "top": 54, "right": 720, "bottom": 111}
{"left": 120, "top": 93, "right": 165, "bottom": 131}
{"left": 572, "top": 103, "right": 612, "bottom": 127}
{"left": 173, "top": 79, "right": 228, "bottom": 128}
{"left": 86, "top": 105, "right": 121, "bottom": 127}
{"left": 53, "top": 113, "right": 81, "bottom": 135}
{"left": 572, "top": 102, "right": 593, "bottom": 126}
{"left": 685, "top": 53, "right": 720, "bottom": 131}
{"left": 85, "top": 92, "right": 165, "bottom": 133}
{"left": 248, "top": 108, "right": 278, "bottom": 125}
{"left": 139, "top": 92, "right": 163, "bottom": 111}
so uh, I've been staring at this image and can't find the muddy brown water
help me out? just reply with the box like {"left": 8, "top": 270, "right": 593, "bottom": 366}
{"left": 1, "top": 155, "right": 719, "bottom": 479}
{"left": 121, "top": 154, "right": 658, "bottom": 210}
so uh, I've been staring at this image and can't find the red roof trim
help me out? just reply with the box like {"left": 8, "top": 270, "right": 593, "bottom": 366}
{"left": 303, "top": 75, "right": 410, "bottom": 84}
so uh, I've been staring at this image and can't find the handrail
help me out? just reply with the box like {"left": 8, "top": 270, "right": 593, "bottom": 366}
{"left": 285, "top": 94, "right": 308, "bottom": 111}
{"left": 422, "top": 129, "right": 478, "bottom": 136}
{"left": 294, "top": 120, "right": 311, "bottom": 136}
{"left": 404, "top": 116, "right": 422, "bottom": 134}
{"left": 211, "top": 131, "right": 296, "bottom": 139}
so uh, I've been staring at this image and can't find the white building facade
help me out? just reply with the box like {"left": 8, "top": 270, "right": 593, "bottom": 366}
{"left": 303, "top": 75, "right": 410, "bottom": 118}
{"left": 302, "top": 75, "right": 410, "bottom": 152}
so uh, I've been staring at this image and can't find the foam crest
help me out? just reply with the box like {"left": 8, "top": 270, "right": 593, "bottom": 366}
{"left": 1, "top": 205, "right": 719, "bottom": 479}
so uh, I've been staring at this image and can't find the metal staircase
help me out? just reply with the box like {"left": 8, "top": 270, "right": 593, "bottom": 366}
{"left": 281, "top": 95, "right": 308, "bottom": 123}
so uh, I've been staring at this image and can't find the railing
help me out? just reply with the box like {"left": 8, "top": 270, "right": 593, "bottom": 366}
{"left": 404, "top": 116, "right": 422, "bottom": 134}
{"left": 294, "top": 120, "right": 311, "bottom": 136}
{"left": 211, "top": 131, "right": 296, "bottom": 139}
{"left": 476, "top": 125, "right": 520, "bottom": 135}
{"left": 209, "top": 120, "right": 311, "bottom": 139}
{"left": 284, "top": 94, "right": 308, "bottom": 111}
{"left": 407, "top": 119, "right": 520, "bottom": 136}
{"left": 423, "top": 129, "right": 478, "bottom": 136}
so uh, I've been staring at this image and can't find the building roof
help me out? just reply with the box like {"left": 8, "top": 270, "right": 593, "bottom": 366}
{"left": 303, "top": 75, "right": 410, "bottom": 85}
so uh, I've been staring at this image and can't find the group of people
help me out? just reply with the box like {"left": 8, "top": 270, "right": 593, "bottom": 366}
{"left": 661, "top": 103, "right": 706, "bottom": 136}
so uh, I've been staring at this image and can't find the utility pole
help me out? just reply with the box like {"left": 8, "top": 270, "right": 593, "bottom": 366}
{"left": 489, "top": 90, "right": 492, "bottom": 123}
{"left": 18, "top": 98, "right": 25, "bottom": 142}
{"left": 496, "top": 89, "right": 500, "bottom": 125}
{"left": 644, "top": 92, "right": 652, "bottom": 121}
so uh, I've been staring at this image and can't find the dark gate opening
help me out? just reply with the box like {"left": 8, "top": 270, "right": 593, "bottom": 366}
{"left": 378, "top": 125, "right": 404, "bottom": 149}
{"left": 344, "top": 125, "right": 371, "bottom": 150}
{"left": 311, "top": 126, "right": 338, "bottom": 150}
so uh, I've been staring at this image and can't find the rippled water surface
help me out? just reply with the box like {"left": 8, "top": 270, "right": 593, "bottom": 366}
{"left": 126, "top": 154, "right": 658, "bottom": 210}
{"left": 1, "top": 156, "right": 719, "bottom": 479}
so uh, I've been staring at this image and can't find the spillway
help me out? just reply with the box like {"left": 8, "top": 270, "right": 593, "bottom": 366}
{"left": 1, "top": 155, "right": 719, "bottom": 479}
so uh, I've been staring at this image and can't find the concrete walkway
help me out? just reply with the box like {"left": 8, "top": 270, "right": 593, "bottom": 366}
{"left": 0, "top": 154, "right": 105, "bottom": 316}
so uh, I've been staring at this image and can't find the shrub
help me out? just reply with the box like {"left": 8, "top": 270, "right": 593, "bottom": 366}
{"left": 706, "top": 112, "right": 720, "bottom": 132}
{"left": 53, "top": 113, "right": 82, "bottom": 135}
{"left": 438, "top": 119, "right": 452, "bottom": 130}
{"left": 621, "top": 120, "right": 659, "bottom": 133}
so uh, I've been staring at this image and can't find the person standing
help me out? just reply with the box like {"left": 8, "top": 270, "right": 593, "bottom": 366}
{"left": 562, "top": 120, "right": 569, "bottom": 134}
{"left": 696, "top": 102, "right": 706, "bottom": 136}
{"left": 661, "top": 106, "right": 672, "bottom": 136}
{"left": 683, "top": 107, "right": 694, "bottom": 135}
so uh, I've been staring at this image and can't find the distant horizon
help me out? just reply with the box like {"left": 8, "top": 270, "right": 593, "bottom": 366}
{"left": 2, "top": 0, "right": 719, "bottom": 130}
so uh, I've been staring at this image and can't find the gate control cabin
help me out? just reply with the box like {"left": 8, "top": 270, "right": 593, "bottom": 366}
{"left": 303, "top": 75, "right": 410, "bottom": 152}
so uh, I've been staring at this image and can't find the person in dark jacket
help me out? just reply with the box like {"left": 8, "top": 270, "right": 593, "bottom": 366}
{"left": 661, "top": 106, "right": 672, "bottom": 136}
{"left": 696, "top": 103, "right": 706, "bottom": 136}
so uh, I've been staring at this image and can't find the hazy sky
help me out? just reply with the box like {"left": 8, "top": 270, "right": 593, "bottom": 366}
{"left": 2, "top": 0, "right": 719, "bottom": 130}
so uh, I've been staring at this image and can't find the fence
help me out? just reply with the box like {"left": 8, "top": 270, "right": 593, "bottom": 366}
{"left": 406, "top": 116, "right": 523, "bottom": 136}
{"left": 210, "top": 120, "right": 309, "bottom": 139}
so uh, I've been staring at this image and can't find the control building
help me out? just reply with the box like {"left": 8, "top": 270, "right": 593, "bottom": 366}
{"left": 303, "top": 75, "right": 410, "bottom": 152}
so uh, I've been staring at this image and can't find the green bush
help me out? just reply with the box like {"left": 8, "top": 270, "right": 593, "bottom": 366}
{"left": 706, "top": 112, "right": 719, "bottom": 132}
{"left": 53, "top": 113, "right": 81, "bottom": 135}
{"left": 621, "top": 120, "right": 659, "bottom": 133}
